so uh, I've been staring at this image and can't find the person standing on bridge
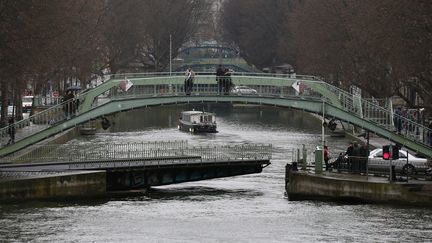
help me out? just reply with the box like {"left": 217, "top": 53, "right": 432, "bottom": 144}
{"left": 393, "top": 107, "right": 402, "bottom": 134}
{"left": 223, "top": 68, "right": 233, "bottom": 95}
{"left": 62, "top": 90, "right": 74, "bottom": 120}
{"left": 184, "top": 67, "right": 195, "bottom": 95}
{"left": 216, "top": 65, "right": 225, "bottom": 95}
{"left": 428, "top": 121, "right": 432, "bottom": 147}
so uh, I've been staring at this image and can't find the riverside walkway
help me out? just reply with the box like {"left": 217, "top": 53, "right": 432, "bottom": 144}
{"left": 1, "top": 72, "right": 431, "bottom": 159}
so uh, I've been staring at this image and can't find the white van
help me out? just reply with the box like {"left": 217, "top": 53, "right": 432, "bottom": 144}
{"left": 22, "top": 96, "right": 34, "bottom": 112}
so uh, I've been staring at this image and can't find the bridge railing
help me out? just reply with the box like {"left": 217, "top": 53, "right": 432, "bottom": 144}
{"left": 322, "top": 82, "right": 432, "bottom": 145}
{"left": 98, "top": 73, "right": 432, "bottom": 145}
{"left": 97, "top": 75, "right": 324, "bottom": 105}
{"left": 2, "top": 140, "right": 271, "bottom": 164}
{"left": 1, "top": 72, "right": 430, "bottom": 152}
{"left": 0, "top": 97, "right": 82, "bottom": 147}
{"left": 108, "top": 71, "right": 321, "bottom": 80}
{"left": 0, "top": 76, "right": 108, "bottom": 148}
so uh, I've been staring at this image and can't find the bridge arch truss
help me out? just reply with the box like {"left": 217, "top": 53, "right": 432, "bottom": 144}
{"left": 1, "top": 73, "right": 431, "bottom": 158}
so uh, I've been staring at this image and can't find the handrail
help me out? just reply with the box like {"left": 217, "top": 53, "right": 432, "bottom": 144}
{"left": 3, "top": 141, "right": 271, "bottom": 164}
{"left": 0, "top": 72, "right": 430, "bottom": 157}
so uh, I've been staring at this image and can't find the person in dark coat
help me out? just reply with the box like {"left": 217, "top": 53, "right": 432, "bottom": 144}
{"left": 345, "top": 142, "right": 354, "bottom": 157}
{"left": 359, "top": 143, "right": 369, "bottom": 173}
{"left": 223, "top": 68, "right": 232, "bottom": 95}
{"left": 331, "top": 152, "right": 345, "bottom": 172}
{"left": 351, "top": 141, "right": 361, "bottom": 172}
{"left": 393, "top": 107, "right": 402, "bottom": 133}
{"left": 7, "top": 117, "right": 15, "bottom": 145}
{"left": 428, "top": 121, "right": 432, "bottom": 147}
{"left": 345, "top": 142, "right": 354, "bottom": 171}
{"left": 62, "top": 90, "right": 74, "bottom": 119}
{"left": 216, "top": 65, "right": 224, "bottom": 95}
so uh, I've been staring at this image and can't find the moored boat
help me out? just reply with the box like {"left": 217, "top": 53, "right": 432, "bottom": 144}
{"left": 179, "top": 110, "right": 217, "bottom": 133}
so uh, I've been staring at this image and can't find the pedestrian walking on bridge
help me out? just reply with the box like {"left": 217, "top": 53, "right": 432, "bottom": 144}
{"left": 216, "top": 65, "right": 224, "bottom": 95}
{"left": 7, "top": 117, "right": 15, "bottom": 145}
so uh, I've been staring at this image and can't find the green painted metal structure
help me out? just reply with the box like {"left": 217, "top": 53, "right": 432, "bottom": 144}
{"left": 1, "top": 72, "right": 431, "bottom": 159}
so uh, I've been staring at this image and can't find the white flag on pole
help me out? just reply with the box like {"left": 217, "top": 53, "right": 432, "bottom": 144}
{"left": 125, "top": 79, "right": 133, "bottom": 91}
{"left": 292, "top": 81, "right": 300, "bottom": 93}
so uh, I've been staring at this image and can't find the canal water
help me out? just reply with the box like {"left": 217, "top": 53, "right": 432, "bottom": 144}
{"left": 1, "top": 104, "right": 431, "bottom": 242}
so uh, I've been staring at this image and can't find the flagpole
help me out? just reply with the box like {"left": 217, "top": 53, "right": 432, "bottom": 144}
{"left": 169, "top": 34, "right": 172, "bottom": 76}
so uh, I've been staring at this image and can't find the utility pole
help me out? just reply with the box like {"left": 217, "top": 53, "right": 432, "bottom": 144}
{"left": 169, "top": 34, "right": 172, "bottom": 76}
{"left": 322, "top": 99, "right": 325, "bottom": 163}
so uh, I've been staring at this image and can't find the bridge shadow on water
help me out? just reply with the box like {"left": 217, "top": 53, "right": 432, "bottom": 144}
{"left": 0, "top": 198, "right": 111, "bottom": 212}
{"left": 141, "top": 186, "right": 264, "bottom": 201}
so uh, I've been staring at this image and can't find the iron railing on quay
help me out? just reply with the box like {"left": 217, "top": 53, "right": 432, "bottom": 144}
{"left": 329, "top": 156, "right": 431, "bottom": 179}
{"left": 1, "top": 140, "right": 189, "bottom": 163}
{"left": 0, "top": 170, "right": 77, "bottom": 181}
{"left": 1, "top": 141, "right": 272, "bottom": 164}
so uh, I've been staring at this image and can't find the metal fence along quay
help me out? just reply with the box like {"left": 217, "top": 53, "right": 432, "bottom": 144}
{"left": 1, "top": 140, "right": 272, "bottom": 164}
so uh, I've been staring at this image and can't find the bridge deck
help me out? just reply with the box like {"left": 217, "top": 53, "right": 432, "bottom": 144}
{"left": 1, "top": 73, "right": 431, "bottom": 158}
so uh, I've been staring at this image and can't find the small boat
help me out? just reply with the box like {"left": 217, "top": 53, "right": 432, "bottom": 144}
{"left": 79, "top": 127, "right": 97, "bottom": 135}
{"left": 330, "top": 129, "right": 346, "bottom": 137}
{"left": 179, "top": 110, "right": 217, "bottom": 133}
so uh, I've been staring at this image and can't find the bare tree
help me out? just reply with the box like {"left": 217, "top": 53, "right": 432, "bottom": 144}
{"left": 0, "top": 0, "right": 106, "bottom": 125}
{"left": 282, "top": 0, "right": 432, "bottom": 112}
{"left": 137, "top": 0, "right": 211, "bottom": 71}
{"left": 220, "top": 0, "right": 288, "bottom": 69}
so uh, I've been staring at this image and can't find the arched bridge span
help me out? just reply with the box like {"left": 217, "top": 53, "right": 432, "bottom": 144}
{"left": 1, "top": 73, "right": 431, "bottom": 158}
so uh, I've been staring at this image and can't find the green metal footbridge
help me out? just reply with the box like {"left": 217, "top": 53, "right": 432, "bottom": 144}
{"left": 1, "top": 72, "right": 431, "bottom": 159}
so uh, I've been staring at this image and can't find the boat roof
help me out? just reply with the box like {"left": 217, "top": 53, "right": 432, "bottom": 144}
{"left": 181, "top": 110, "right": 214, "bottom": 116}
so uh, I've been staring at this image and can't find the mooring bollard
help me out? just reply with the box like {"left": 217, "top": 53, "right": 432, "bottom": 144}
{"left": 390, "top": 165, "right": 396, "bottom": 182}
{"left": 292, "top": 162, "right": 298, "bottom": 171}
{"left": 302, "top": 144, "right": 307, "bottom": 170}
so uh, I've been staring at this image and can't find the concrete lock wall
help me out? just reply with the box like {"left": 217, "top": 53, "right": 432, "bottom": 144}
{"left": 287, "top": 172, "right": 432, "bottom": 206}
{"left": 0, "top": 171, "right": 106, "bottom": 202}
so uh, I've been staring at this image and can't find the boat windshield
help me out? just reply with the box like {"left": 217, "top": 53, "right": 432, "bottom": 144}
{"left": 200, "top": 115, "right": 212, "bottom": 123}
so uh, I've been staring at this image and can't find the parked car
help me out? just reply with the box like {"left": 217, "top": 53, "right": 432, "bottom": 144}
{"left": 368, "top": 148, "right": 431, "bottom": 175}
{"left": 231, "top": 86, "right": 257, "bottom": 95}
{"left": 22, "top": 95, "right": 34, "bottom": 113}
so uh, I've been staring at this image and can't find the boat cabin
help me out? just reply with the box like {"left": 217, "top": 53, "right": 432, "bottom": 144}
{"left": 181, "top": 111, "right": 215, "bottom": 124}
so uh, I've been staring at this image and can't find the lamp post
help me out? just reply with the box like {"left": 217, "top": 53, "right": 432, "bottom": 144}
{"left": 169, "top": 34, "right": 172, "bottom": 76}
{"left": 322, "top": 98, "right": 325, "bottom": 168}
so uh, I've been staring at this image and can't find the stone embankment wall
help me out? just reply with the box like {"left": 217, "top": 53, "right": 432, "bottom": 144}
{"left": 286, "top": 171, "right": 432, "bottom": 206}
{"left": 0, "top": 171, "right": 106, "bottom": 202}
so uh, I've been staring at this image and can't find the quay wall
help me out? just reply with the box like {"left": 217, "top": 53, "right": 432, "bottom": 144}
{"left": 286, "top": 171, "right": 432, "bottom": 206}
{"left": 0, "top": 171, "right": 106, "bottom": 202}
